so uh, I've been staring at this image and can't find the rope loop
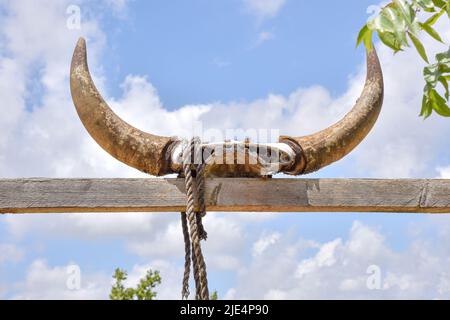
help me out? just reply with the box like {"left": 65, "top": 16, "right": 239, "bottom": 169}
{"left": 181, "top": 137, "right": 209, "bottom": 301}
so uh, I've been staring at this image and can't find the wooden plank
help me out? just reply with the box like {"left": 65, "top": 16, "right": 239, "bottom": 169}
{"left": 0, "top": 178, "right": 449, "bottom": 214}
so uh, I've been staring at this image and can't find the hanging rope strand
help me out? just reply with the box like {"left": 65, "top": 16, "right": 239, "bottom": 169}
{"left": 194, "top": 161, "right": 209, "bottom": 299}
{"left": 183, "top": 157, "right": 202, "bottom": 299}
{"left": 180, "top": 138, "right": 209, "bottom": 300}
{"left": 181, "top": 212, "right": 191, "bottom": 300}
{"left": 196, "top": 162, "right": 208, "bottom": 240}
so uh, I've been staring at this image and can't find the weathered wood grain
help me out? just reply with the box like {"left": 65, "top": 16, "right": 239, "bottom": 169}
{"left": 0, "top": 178, "right": 449, "bottom": 214}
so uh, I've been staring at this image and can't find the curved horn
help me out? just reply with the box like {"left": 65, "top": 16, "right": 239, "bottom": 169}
{"left": 70, "top": 38, "right": 178, "bottom": 176}
{"left": 280, "top": 47, "right": 384, "bottom": 175}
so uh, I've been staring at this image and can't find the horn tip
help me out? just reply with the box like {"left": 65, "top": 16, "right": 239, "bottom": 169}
{"left": 75, "top": 37, "right": 87, "bottom": 51}
{"left": 72, "top": 37, "right": 88, "bottom": 71}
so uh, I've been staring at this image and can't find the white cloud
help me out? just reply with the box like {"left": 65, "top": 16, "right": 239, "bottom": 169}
{"left": 6, "top": 213, "right": 248, "bottom": 273}
{"left": 243, "top": 0, "right": 286, "bottom": 19}
{"left": 12, "top": 260, "right": 109, "bottom": 300}
{"left": 224, "top": 288, "right": 237, "bottom": 300}
{"left": 104, "top": 0, "right": 130, "bottom": 14}
{"left": 10, "top": 219, "right": 450, "bottom": 300}
{"left": 252, "top": 232, "right": 281, "bottom": 256}
{"left": 6, "top": 213, "right": 159, "bottom": 239}
{"left": 0, "top": 0, "right": 110, "bottom": 178}
{"left": 228, "top": 221, "right": 450, "bottom": 299}
{"left": 438, "top": 166, "right": 450, "bottom": 178}
{"left": 8, "top": 258, "right": 188, "bottom": 300}
{"left": 0, "top": 244, "right": 24, "bottom": 265}
{"left": 295, "top": 238, "right": 341, "bottom": 279}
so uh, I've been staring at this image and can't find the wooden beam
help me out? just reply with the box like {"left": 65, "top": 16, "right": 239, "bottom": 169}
{"left": 0, "top": 178, "right": 449, "bottom": 214}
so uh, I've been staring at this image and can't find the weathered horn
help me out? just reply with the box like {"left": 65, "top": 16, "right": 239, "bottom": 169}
{"left": 70, "top": 38, "right": 178, "bottom": 176}
{"left": 280, "top": 48, "right": 384, "bottom": 175}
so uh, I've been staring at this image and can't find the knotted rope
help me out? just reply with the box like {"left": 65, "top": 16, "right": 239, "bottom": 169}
{"left": 181, "top": 137, "right": 210, "bottom": 300}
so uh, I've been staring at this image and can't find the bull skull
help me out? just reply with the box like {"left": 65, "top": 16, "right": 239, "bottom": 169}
{"left": 70, "top": 38, "right": 383, "bottom": 177}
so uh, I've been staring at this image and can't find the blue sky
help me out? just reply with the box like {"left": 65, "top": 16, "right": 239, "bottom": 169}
{"left": 102, "top": 0, "right": 375, "bottom": 107}
{"left": 0, "top": 0, "right": 450, "bottom": 299}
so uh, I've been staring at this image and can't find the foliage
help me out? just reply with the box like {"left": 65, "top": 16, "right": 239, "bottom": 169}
{"left": 210, "top": 290, "right": 218, "bottom": 300}
{"left": 110, "top": 268, "right": 162, "bottom": 300}
{"left": 358, "top": 0, "right": 450, "bottom": 118}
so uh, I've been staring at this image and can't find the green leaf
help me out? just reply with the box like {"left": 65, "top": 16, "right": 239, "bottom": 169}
{"left": 414, "top": 0, "right": 436, "bottom": 11}
{"left": 383, "top": 5, "right": 411, "bottom": 45}
{"left": 369, "top": 9, "right": 397, "bottom": 33}
{"left": 424, "top": 63, "right": 441, "bottom": 86}
{"left": 423, "top": 48, "right": 450, "bottom": 107}
{"left": 394, "top": 0, "right": 415, "bottom": 25}
{"left": 364, "top": 30, "right": 374, "bottom": 51}
{"left": 438, "top": 76, "right": 450, "bottom": 100}
{"left": 420, "top": 22, "right": 444, "bottom": 42}
{"left": 430, "top": 88, "right": 450, "bottom": 116}
{"left": 436, "top": 48, "right": 450, "bottom": 66}
{"left": 357, "top": 25, "right": 368, "bottom": 47}
{"left": 211, "top": 291, "right": 219, "bottom": 300}
{"left": 435, "top": 50, "right": 450, "bottom": 75}
{"left": 424, "top": 8, "right": 445, "bottom": 25}
{"left": 408, "top": 31, "right": 430, "bottom": 63}
{"left": 379, "top": 31, "right": 403, "bottom": 51}
{"left": 420, "top": 93, "right": 433, "bottom": 118}
{"left": 357, "top": 24, "right": 372, "bottom": 50}
{"left": 432, "top": 0, "right": 447, "bottom": 9}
